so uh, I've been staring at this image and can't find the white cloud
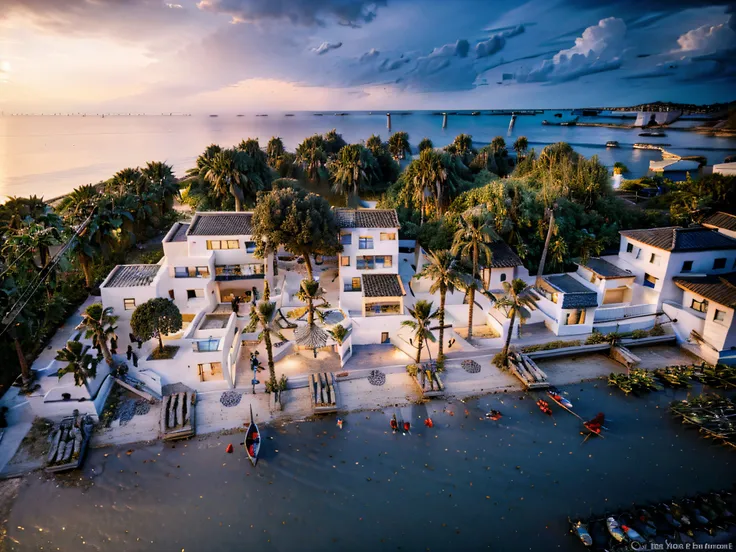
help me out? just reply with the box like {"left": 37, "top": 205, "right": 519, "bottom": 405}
{"left": 359, "top": 48, "right": 380, "bottom": 63}
{"left": 676, "top": 21, "right": 736, "bottom": 53}
{"left": 476, "top": 25, "right": 524, "bottom": 58}
{"left": 517, "top": 17, "right": 627, "bottom": 82}
{"left": 312, "top": 41, "right": 343, "bottom": 55}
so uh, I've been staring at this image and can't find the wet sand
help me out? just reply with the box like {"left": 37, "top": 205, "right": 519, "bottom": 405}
{"left": 4, "top": 380, "right": 736, "bottom": 552}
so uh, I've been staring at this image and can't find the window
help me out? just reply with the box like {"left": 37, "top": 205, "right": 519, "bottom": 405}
{"left": 691, "top": 298, "right": 708, "bottom": 313}
{"left": 635, "top": 248, "right": 641, "bottom": 259}
{"left": 358, "top": 236, "right": 374, "bottom": 249}
{"left": 340, "top": 233, "right": 352, "bottom": 245}
{"left": 344, "top": 277, "right": 361, "bottom": 292}
{"left": 650, "top": 253, "right": 661, "bottom": 265}
{"left": 175, "top": 267, "right": 188, "bottom": 278}
{"left": 187, "top": 289, "right": 204, "bottom": 299}
{"left": 380, "top": 232, "right": 397, "bottom": 241}
{"left": 340, "top": 256, "right": 350, "bottom": 267}
{"left": 714, "top": 309, "right": 727, "bottom": 322}
{"left": 244, "top": 241, "right": 256, "bottom": 254}
{"left": 196, "top": 266, "right": 209, "bottom": 278}
{"left": 206, "top": 240, "right": 239, "bottom": 250}
{"left": 714, "top": 258, "right": 726, "bottom": 270}
{"left": 124, "top": 298, "right": 136, "bottom": 310}
{"left": 195, "top": 338, "right": 220, "bottom": 352}
{"left": 376, "top": 255, "right": 392, "bottom": 268}
{"left": 681, "top": 261, "right": 693, "bottom": 272}
{"left": 500, "top": 273, "right": 507, "bottom": 282}
{"left": 626, "top": 243, "right": 633, "bottom": 253}
{"left": 357, "top": 256, "right": 375, "bottom": 270}
{"left": 366, "top": 301, "right": 401, "bottom": 316}
{"left": 643, "top": 273, "right": 658, "bottom": 289}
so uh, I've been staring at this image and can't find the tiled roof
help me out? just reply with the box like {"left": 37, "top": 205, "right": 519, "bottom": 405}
{"left": 167, "top": 222, "right": 190, "bottom": 242}
{"left": 336, "top": 209, "right": 400, "bottom": 229}
{"left": 703, "top": 212, "right": 736, "bottom": 232}
{"left": 187, "top": 212, "right": 253, "bottom": 236}
{"left": 620, "top": 226, "right": 736, "bottom": 252}
{"left": 489, "top": 241, "right": 523, "bottom": 268}
{"left": 103, "top": 264, "right": 160, "bottom": 288}
{"left": 362, "top": 274, "right": 405, "bottom": 298}
{"left": 674, "top": 273, "right": 736, "bottom": 309}
{"left": 579, "top": 257, "right": 633, "bottom": 279}
{"left": 543, "top": 274, "right": 598, "bottom": 309}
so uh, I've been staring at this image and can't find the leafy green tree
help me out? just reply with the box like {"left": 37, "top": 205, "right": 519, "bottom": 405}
{"left": 401, "top": 299, "right": 438, "bottom": 363}
{"left": 252, "top": 187, "right": 341, "bottom": 280}
{"left": 365, "top": 134, "right": 383, "bottom": 154}
{"left": 452, "top": 208, "right": 497, "bottom": 339}
{"left": 329, "top": 144, "right": 379, "bottom": 205}
{"left": 237, "top": 138, "right": 272, "bottom": 189}
{"left": 418, "top": 137, "right": 434, "bottom": 153}
{"left": 266, "top": 136, "right": 285, "bottom": 166}
{"left": 323, "top": 129, "right": 347, "bottom": 156}
{"left": 245, "top": 301, "right": 284, "bottom": 387}
{"left": 55, "top": 336, "right": 100, "bottom": 387}
{"left": 288, "top": 279, "right": 330, "bottom": 326}
{"left": 130, "top": 298, "right": 182, "bottom": 353}
{"left": 76, "top": 303, "right": 118, "bottom": 366}
{"left": 513, "top": 136, "right": 528, "bottom": 159}
{"left": 108, "top": 167, "right": 145, "bottom": 196}
{"left": 141, "top": 161, "right": 179, "bottom": 211}
{"left": 495, "top": 278, "right": 538, "bottom": 366}
{"left": 415, "top": 250, "right": 463, "bottom": 367}
{"left": 58, "top": 185, "right": 99, "bottom": 225}
{"left": 490, "top": 136, "right": 506, "bottom": 155}
{"left": 295, "top": 135, "right": 328, "bottom": 182}
{"left": 203, "top": 148, "right": 250, "bottom": 211}
{"left": 387, "top": 131, "right": 411, "bottom": 160}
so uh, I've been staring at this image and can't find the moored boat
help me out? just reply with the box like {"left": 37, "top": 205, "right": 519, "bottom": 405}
{"left": 621, "top": 524, "right": 646, "bottom": 544}
{"left": 606, "top": 140, "right": 619, "bottom": 148}
{"left": 245, "top": 404, "right": 261, "bottom": 466}
{"left": 606, "top": 517, "right": 626, "bottom": 542}
{"left": 547, "top": 388, "right": 573, "bottom": 409}
{"left": 569, "top": 519, "right": 593, "bottom": 547}
{"left": 633, "top": 143, "right": 670, "bottom": 150}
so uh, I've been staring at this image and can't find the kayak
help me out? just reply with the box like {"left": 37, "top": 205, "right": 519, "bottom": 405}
{"left": 622, "top": 524, "right": 646, "bottom": 544}
{"left": 606, "top": 517, "right": 626, "bottom": 542}
{"left": 570, "top": 519, "right": 593, "bottom": 547}
{"left": 547, "top": 389, "right": 573, "bottom": 409}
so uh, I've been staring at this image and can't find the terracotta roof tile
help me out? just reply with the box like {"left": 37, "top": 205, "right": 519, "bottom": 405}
{"left": 336, "top": 209, "right": 400, "bottom": 229}
{"left": 620, "top": 226, "right": 736, "bottom": 252}
{"left": 674, "top": 273, "right": 736, "bottom": 309}
{"left": 703, "top": 212, "right": 736, "bottom": 233}
{"left": 188, "top": 212, "right": 254, "bottom": 236}
{"left": 362, "top": 274, "right": 405, "bottom": 298}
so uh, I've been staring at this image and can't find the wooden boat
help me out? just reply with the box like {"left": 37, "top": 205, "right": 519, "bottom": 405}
{"left": 633, "top": 142, "right": 670, "bottom": 150}
{"left": 606, "top": 517, "right": 626, "bottom": 542}
{"left": 244, "top": 404, "right": 261, "bottom": 466}
{"left": 606, "top": 140, "right": 619, "bottom": 148}
{"left": 622, "top": 523, "right": 646, "bottom": 544}
{"left": 547, "top": 388, "right": 573, "bottom": 409}
{"left": 537, "top": 399, "right": 552, "bottom": 416}
{"left": 569, "top": 519, "right": 593, "bottom": 546}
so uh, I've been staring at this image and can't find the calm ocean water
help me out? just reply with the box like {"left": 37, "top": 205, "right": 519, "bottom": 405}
{"left": 1, "top": 111, "right": 735, "bottom": 200}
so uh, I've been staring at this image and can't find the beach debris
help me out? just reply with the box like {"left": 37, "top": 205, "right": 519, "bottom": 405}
{"left": 485, "top": 410, "right": 502, "bottom": 421}
{"left": 608, "top": 369, "right": 659, "bottom": 394}
{"left": 337, "top": 418, "right": 344, "bottom": 429}
{"left": 220, "top": 391, "right": 243, "bottom": 408}
{"left": 424, "top": 418, "right": 434, "bottom": 428}
{"left": 225, "top": 443, "right": 234, "bottom": 453}
{"left": 368, "top": 370, "right": 386, "bottom": 386}
{"left": 462, "top": 360, "right": 481, "bottom": 374}
{"left": 536, "top": 400, "right": 552, "bottom": 416}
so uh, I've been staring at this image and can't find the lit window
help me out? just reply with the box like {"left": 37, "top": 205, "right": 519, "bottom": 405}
{"left": 643, "top": 273, "right": 658, "bottom": 289}
{"left": 344, "top": 277, "right": 362, "bottom": 292}
{"left": 206, "top": 240, "right": 239, "bottom": 250}
{"left": 196, "top": 266, "right": 209, "bottom": 277}
{"left": 376, "top": 255, "right": 392, "bottom": 268}
{"left": 359, "top": 236, "right": 374, "bottom": 249}
{"left": 124, "top": 298, "right": 136, "bottom": 310}
{"left": 714, "top": 258, "right": 726, "bottom": 270}
{"left": 380, "top": 232, "right": 397, "bottom": 241}
{"left": 691, "top": 298, "right": 708, "bottom": 313}
{"left": 340, "top": 256, "right": 350, "bottom": 267}
{"left": 714, "top": 309, "right": 726, "bottom": 322}
{"left": 357, "top": 256, "right": 375, "bottom": 270}
{"left": 340, "top": 233, "right": 352, "bottom": 245}
{"left": 681, "top": 261, "right": 693, "bottom": 272}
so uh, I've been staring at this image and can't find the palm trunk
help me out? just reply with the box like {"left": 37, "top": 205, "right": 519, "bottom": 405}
{"left": 15, "top": 337, "right": 31, "bottom": 389}
{"left": 264, "top": 330, "right": 276, "bottom": 385}
{"left": 438, "top": 285, "right": 446, "bottom": 364}
{"left": 468, "top": 245, "right": 479, "bottom": 339}
{"left": 415, "top": 333, "right": 423, "bottom": 364}
{"left": 420, "top": 192, "right": 425, "bottom": 226}
{"left": 157, "top": 331, "right": 164, "bottom": 353}
{"left": 307, "top": 297, "right": 314, "bottom": 326}
{"left": 303, "top": 254, "right": 314, "bottom": 280}
{"left": 501, "top": 309, "right": 517, "bottom": 363}
{"left": 97, "top": 331, "right": 114, "bottom": 366}
{"left": 80, "top": 255, "right": 94, "bottom": 288}
{"left": 40, "top": 245, "right": 49, "bottom": 268}
{"left": 536, "top": 211, "right": 555, "bottom": 286}
{"left": 233, "top": 196, "right": 243, "bottom": 212}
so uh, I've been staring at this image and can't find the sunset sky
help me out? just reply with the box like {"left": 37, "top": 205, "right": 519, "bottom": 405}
{"left": 0, "top": 0, "right": 734, "bottom": 113}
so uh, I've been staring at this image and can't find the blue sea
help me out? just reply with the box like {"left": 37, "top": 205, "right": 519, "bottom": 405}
{"left": 1, "top": 110, "right": 734, "bottom": 199}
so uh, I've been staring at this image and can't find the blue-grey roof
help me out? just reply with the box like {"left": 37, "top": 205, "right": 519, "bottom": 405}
{"left": 103, "top": 265, "right": 160, "bottom": 288}
{"left": 543, "top": 274, "right": 599, "bottom": 309}
{"left": 579, "top": 258, "right": 633, "bottom": 279}
{"left": 620, "top": 226, "right": 736, "bottom": 252}
{"left": 188, "top": 212, "right": 253, "bottom": 236}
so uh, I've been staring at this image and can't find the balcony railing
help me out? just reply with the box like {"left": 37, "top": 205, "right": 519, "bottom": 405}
{"left": 192, "top": 338, "right": 221, "bottom": 352}
{"left": 215, "top": 264, "right": 265, "bottom": 281}
{"left": 593, "top": 303, "right": 656, "bottom": 322}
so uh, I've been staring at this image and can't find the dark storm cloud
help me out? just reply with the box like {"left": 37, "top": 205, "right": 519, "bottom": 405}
{"left": 196, "top": 0, "right": 388, "bottom": 27}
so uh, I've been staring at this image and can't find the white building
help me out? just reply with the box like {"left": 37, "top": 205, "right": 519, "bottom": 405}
{"left": 535, "top": 273, "right": 599, "bottom": 336}
{"left": 100, "top": 212, "right": 274, "bottom": 388}
{"left": 336, "top": 209, "right": 405, "bottom": 319}
{"left": 703, "top": 212, "right": 736, "bottom": 240}
{"left": 713, "top": 162, "right": 736, "bottom": 176}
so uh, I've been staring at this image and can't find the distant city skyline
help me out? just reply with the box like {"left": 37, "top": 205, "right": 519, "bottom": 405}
{"left": 1, "top": 1, "right": 734, "bottom": 113}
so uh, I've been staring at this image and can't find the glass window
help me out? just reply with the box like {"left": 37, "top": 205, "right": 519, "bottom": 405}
{"left": 123, "top": 298, "right": 136, "bottom": 310}
{"left": 635, "top": 249, "right": 641, "bottom": 259}
{"left": 643, "top": 273, "right": 657, "bottom": 289}
{"left": 500, "top": 273, "right": 507, "bottom": 282}
{"left": 206, "top": 240, "right": 221, "bottom": 250}
{"left": 650, "top": 253, "right": 660, "bottom": 265}
{"left": 357, "top": 256, "right": 375, "bottom": 269}
{"left": 340, "top": 256, "right": 350, "bottom": 267}
{"left": 714, "top": 258, "right": 726, "bottom": 270}
{"left": 380, "top": 232, "right": 397, "bottom": 241}
{"left": 681, "top": 261, "right": 693, "bottom": 272}
{"left": 227, "top": 240, "right": 239, "bottom": 249}
{"left": 340, "top": 233, "right": 352, "bottom": 245}
{"left": 366, "top": 302, "right": 401, "bottom": 316}
{"left": 714, "top": 309, "right": 726, "bottom": 322}
{"left": 344, "top": 277, "right": 362, "bottom": 292}
{"left": 691, "top": 298, "right": 708, "bottom": 313}
{"left": 626, "top": 243, "right": 633, "bottom": 253}
{"left": 175, "top": 267, "right": 188, "bottom": 278}
{"left": 244, "top": 241, "right": 256, "bottom": 253}
{"left": 358, "top": 236, "right": 374, "bottom": 249}
{"left": 196, "top": 266, "right": 209, "bottom": 277}
{"left": 376, "top": 255, "right": 392, "bottom": 268}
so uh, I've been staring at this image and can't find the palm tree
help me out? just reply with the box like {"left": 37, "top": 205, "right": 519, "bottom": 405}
{"left": 237, "top": 138, "right": 271, "bottom": 188}
{"left": 187, "top": 143, "right": 222, "bottom": 179}
{"left": 496, "top": 279, "right": 538, "bottom": 365}
{"left": 548, "top": 237, "right": 569, "bottom": 273}
{"left": 141, "top": 161, "right": 179, "bottom": 211}
{"left": 365, "top": 134, "right": 383, "bottom": 155}
{"left": 490, "top": 136, "right": 507, "bottom": 155}
{"left": 109, "top": 167, "right": 145, "bottom": 196}
{"left": 452, "top": 208, "right": 498, "bottom": 339}
{"left": 55, "top": 336, "right": 100, "bottom": 387}
{"left": 296, "top": 143, "right": 327, "bottom": 182}
{"left": 246, "top": 301, "right": 284, "bottom": 387}
{"left": 415, "top": 250, "right": 462, "bottom": 366}
{"left": 401, "top": 299, "right": 438, "bottom": 363}
{"left": 452, "top": 134, "right": 473, "bottom": 157}
{"left": 203, "top": 148, "right": 248, "bottom": 211}
{"left": 513, "top": 136, "right": 528, "bottom": 159}
{"left": 266, "top": 137, "right": 285, "bottom": 166}
{"left": 418, "top": 137, "right": 434, "bottom": 153}
{"left": 59, "top": 184, "right": 99, "bottom": 225}
{"left": 576, "top": 230, "right": 604, "bottom": 265}
{"left": 76, "top": 303, "right": 118, "bottom": 367}
{"left": 387, "top": 131, "right": 411, "bottom": 160}
{"left": 330, "top": 144, "right": 375, "bottom": 205}
{"left": 288, "top": 279, "right": 330, "bottom": 326}
{"left": 323, "top": 129, "right": 347, "bottom": 156}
